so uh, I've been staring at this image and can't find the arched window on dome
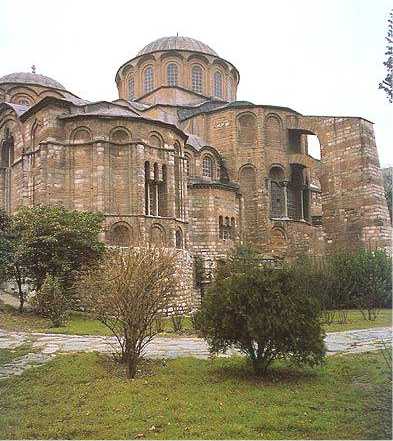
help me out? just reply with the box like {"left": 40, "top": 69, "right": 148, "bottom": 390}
{"left": 214, "top": 71, "right": 223, "bottom": 98}
{"left": 167, "top": 63, "right": 178, "bottom": 86}
{"left": 192, "top": 65, "right": 203, "bottom": 94}
{"left": 227, "top": 78, "right": 233, "bottom": 101}
{"left": 202, "top": 155, "right": 214, "bottom": 179}
{"left": 144, "top": 65, "right": 154, "bottom": 94}
{"left": 128, "top": 77, "right": 135, "bottom": 100}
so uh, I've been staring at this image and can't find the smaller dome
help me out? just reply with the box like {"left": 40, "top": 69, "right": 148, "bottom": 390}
{"left": 0, "top": 72, "right": 66, "bottom": 90}
{"left": 137, "top": 36, "right": 219, "bottom": 57}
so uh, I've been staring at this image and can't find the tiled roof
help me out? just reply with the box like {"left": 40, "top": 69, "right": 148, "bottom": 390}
{"left": 0, "top": 72, "right": 66, "bottom": 90}
{"left": 138, "top": 36, "right": 219, "bottom": 57}
{"left": 0, "top": 102, "right": 29, "bottom": 116}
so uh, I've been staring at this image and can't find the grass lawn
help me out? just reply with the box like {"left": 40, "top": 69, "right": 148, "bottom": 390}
{"left": 323, "top": 309, "right": 392, "bottom": 333}
{"left": 0, "top": 350, "right": 391, "bottom": 439}
{"left": 1, "top": 302, "right": 391, "bottom": 337}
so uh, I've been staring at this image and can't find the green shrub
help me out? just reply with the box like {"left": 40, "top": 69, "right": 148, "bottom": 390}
{"left": 196, "top": 246, "right": 325, "bottom": 375}
{"left": 352, "top": 249, "right": 392, "bottom": 320}
{"left": 294, "top": 248, "right": 392, "bottom": 323}
{"left": 33, "top": 275, "right": 70, "bottom": 327}
{"left": 171, "top": 315, "right": 183, "bottom": 333}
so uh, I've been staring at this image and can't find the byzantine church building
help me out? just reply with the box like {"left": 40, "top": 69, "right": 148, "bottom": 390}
{"left": 0, "top": 36, "right": 391, "bottom": 302}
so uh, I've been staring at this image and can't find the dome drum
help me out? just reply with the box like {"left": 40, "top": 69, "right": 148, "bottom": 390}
{"left": 116, "top": 36, "right": 239, "bottom": 103}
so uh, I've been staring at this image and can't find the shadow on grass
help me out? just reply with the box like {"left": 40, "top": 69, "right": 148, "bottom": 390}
{"left": 99, "top": 353, "right": 169, "bottom": 380}
{"left": 207, "top": 356, "right": 322, "bottom": 386}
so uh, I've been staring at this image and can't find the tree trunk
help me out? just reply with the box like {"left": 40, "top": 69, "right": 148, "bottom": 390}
{"left": 16, "top": 278, "right": 24, "bottom": 313}
{"left": 252, "top": 357, "right": 271, "bottom": 376}
{"left": 126, "top": 350, "right": 138, "bottom": 379}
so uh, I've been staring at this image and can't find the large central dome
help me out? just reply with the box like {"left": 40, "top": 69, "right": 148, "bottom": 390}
{"left": 137, "top": 36, "right": 219, "bottom": 57}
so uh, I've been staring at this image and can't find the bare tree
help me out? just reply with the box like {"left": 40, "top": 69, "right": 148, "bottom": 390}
{"left": 76, "top": 244, "right": 180, "bottom": 378}
{"left": 379, "top": 9, "right": 393, "bottom": 103}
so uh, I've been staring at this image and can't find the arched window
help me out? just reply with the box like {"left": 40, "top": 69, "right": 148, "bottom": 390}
{"left": 1, "top": 134, "right": 14, "bottom": 168}
{"left": 128, "top": 77, "right": 135, "bottom": 100}
{"left": 218, "top": 216, "right": 224, "bottom": 239}
{"left": 150, "top": 162, "right": 160, "bottom": 216}
{"left": 18, "top": 98, "right": 30, "bottom": 106}
{"left": 223, "top": 217, "right": 231, "bottom": 240}
{"left": 175, "top": 228, "right": 183, "bottom": 249}
{"left": 288, "top": 165, "right": 304, "bottom": 220}
{"left": 185, "top": 153, "right": 192, "bottom": 177}
{"left": 144, "top": 65, "right": 154, "bottom": 93}
{"left": 144, "top": 161, "right": 150, "bottom": 215}
{"left": 192, "top": 65, "right": 203, "bottom": 94}
{"left": 174, "top": 143, "right": 182, "bottom": 218}
{"left": 230, "top": 217, "right": 236, "bottom": 239}
{"left": 202, "top": 155, "right": 214, "bottom": 179}
{"left": 167, "top": 63, "right": 178, "bottom": 86}
{"left": 227, "top": 79, "right": 233, "bottom": 101}
{"left": 158, "top": 164, "right": 167, "bottom": 216}
{"left": 214, "top": 71, "right": 223, "bottom": 98}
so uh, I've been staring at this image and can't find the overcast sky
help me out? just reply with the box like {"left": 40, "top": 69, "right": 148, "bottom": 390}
{"left": 1, "top": 0, "right": 391, "bottom": 167}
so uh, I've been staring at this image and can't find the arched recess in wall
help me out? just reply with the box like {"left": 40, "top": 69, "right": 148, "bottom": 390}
{"left": 110, "top": 127, "right": 131, "bottom": 143}
{"left": 265, "top": 114, "right": 283, "bottom": 151}
{"left": 37, "top": 90, "right": 65, "bottom": 100}
{"left": 108, "top": 222, "right": 133, "bottom": 247}
{"left": 31, "top": 120, "right": 41, "bottom": 149}
{"left": 239, "top": 165, "right": 257, "bottom": 236}
{"left": 11, "top": 93, "right": 34, "bottom": 106}
{"left": 270, "top": 227, "right": 287, "bottom": 257}
{"left": 269, "top": 165, "right": 285, "bottom": 218}
{"left": 237, "top": 112, "right": 257, "bottom": 146}
{"left": 71, "top": 127, "right": 92, "bottom": 143}
{"left": 149, "top": 132, "right": 163, "bottom": 148}
{"left": 150, "top": 223, "right": 166, "bottom": 246}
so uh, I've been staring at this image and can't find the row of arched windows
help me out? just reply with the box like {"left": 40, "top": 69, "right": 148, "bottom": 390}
{"left": 108, "top": 221, "right": 184, "bottom": 249}
{"left": 268, "top": 165, "right": 311, "bottom": 222}
{"left": 144, "top": 161, "right": 167, "bottom": 217}
{"left": 127, "top": 65, "right": 234, "bottom": 99}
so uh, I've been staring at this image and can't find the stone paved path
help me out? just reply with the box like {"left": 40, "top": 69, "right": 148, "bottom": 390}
{"left": 0, "top": 326, "right": 391, "bottom": 380}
